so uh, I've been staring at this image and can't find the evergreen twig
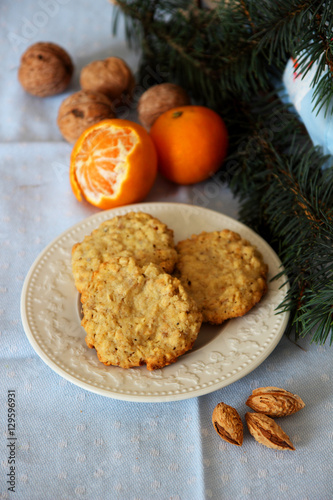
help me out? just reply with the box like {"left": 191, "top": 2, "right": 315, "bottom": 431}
{"left": 112, "top": 0, "right": 333, "bottom": 344}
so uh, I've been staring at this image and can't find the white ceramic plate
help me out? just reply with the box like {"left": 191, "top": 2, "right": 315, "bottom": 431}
{"left": 21, "top": 202, "right": 289, "bottom": 402}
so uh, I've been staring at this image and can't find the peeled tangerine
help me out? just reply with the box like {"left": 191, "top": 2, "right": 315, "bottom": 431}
{"left": 70, "top": 119, "right": 157, "bottom": 209}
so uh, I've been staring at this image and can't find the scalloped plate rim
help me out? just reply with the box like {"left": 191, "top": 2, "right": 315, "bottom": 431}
{"left": 20, "top": 202, "right": 290, "bottom": 403}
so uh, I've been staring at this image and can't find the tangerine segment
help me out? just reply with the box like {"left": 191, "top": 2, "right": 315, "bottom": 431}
{"left": 74, "top": 127, "right": 137, "bottom": 203}
{"left": 70, "top": 119, "right": 157, "bottom": 209}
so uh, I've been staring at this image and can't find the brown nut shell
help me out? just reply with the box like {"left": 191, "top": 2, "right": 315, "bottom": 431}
{"left": 138, "top": 83, "right": 190, "bottom": 129}
{"left": 245, "top": 412, "right": 295, "bottom": 450}
{"left": 57, "top": 90, "right": 116, "bottom": 143}
{"left": 18, "top": 42, "right": 73, "bottom": 97}
{"left": 212, "top": 402, "right": 243, "bottom": 446}
{"left": 80, "top": 57, "right": 135, "bottom": 103}
{"left": 246, "top": 387, "right": 305, "bottom": 417}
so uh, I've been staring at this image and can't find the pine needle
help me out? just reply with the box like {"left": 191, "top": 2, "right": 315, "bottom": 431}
{"left": 113, "top": 0, "right": 333, "bottom": 344}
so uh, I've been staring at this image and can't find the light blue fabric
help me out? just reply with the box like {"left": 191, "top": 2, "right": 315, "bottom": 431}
{"left": 1, "top": 2, "right": 333, "bottom": 499}
{"left": 283, "top": 57, "right": 333, "bottom": 159}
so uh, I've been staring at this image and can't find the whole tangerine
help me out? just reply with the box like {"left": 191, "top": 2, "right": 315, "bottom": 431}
{"left": 150, "top": 105, "right": 228, "bottom": 185}
{"left": 70, "top": 119, "right": 157, "bottom": 209}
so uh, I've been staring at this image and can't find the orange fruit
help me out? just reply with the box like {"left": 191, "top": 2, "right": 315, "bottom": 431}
{"left": 150, "top": 105, "right": 228, "bottom": 185}
{"left": 70, "top": 119, "right": 157, "bottom": 209}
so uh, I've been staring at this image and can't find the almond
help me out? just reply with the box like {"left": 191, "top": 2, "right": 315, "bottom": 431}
{"left": 212, "top": 402, "right": 243, "bottom": 446}
{"left": 246, "top": 387, "right": 305, "bottom": 417}
{"left": 245, "top": 412, "right": 295, "bottom": 450}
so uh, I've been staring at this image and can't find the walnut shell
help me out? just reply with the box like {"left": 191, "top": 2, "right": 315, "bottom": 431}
{"left": 80, "top": 57, "right": 135, "bottom": 103}
{"left": 138, "top": 83, "right": 190, "bottom": 129}
{"left": 18, "top": 42, "right": 73, "bottom": 97}
{"left": 57, "top": 90, "right": 116, "bottom": 143}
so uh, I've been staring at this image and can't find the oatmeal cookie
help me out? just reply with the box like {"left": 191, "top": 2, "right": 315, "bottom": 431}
{"left": 72, "top": 212, "right": 178, "bottom": 293}
{"left": 81, "top": 257, "right": 202, "bottom": 370}
{"left": 175, "top": 230, "right": 268, "bottom": 324}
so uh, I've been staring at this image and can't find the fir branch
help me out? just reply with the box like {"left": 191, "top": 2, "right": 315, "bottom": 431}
{"left": 239, "top": 0, "right": 255, "bottom": 33}
{"left": 112, "top": 0, "right": 272, "bottom": 104}
{"left": 292, "top": 0, "right": 333, "bottom": 115}
{"left": 249, "top": 0, "right": 314, "bottom": 66}
{"left": 225, "top": 95, "right": 333, "bottom": 344}
{"left": 113, "top": 0, "right": 333, "bottom": 344}
{"left": 113, "top": 0, "right": 333, "bottom": 112}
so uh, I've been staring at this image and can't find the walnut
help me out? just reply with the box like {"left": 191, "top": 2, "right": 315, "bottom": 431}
{"left": 80, "top": 57, "right": 135, "bottom": 103}
{"left": 18, "top": 42, "right": 73, "bottom": 97}
{"left": 137, "top": 83, "right": 190, "bottom": 129}
{"left": 57, "top": 90, "right": 115, "bottom": 143}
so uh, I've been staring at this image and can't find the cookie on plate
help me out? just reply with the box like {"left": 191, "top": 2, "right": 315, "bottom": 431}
{"left": 81, "top": 257, "right": 202, "bottom": 370}
{"left": 72, "top": 211, "right": 178, "bottom": 293}
{"left": 175, "top": 229, "right": 268, "bottom": 324}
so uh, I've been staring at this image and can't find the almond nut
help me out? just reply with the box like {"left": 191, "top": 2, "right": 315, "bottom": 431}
{"left": 245, "top": 412, "right": 295, "bottom": 450}
{"left": 212, "top": 402, "right": 243, "bottom": 446}
{"left": 246, "top": 387, "right": 305, "bottom": 417}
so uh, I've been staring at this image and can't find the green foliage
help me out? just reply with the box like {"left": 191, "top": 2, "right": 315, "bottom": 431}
{"left": 113, "top": 0, "right": 333, "bottom": 111}
{"left": 113, "top": 0, "right": 333, "bottom": 344}
{"left": 225, "top": 96, "right": 333, "bottom": 344}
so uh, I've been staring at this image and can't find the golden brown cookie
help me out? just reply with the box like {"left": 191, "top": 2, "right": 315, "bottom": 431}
{"left": 175, "top": 230, "right": 268, "bottom": 324}
{"left": 72, "top": 212, "right": 178, "bottom": 293}
{"left": 81, "top": 257, "right": 202, "bottom": 370}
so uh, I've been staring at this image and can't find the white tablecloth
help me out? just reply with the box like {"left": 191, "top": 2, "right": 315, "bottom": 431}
{"left": 1, "top": 2, "right": 333, "bottom": 499}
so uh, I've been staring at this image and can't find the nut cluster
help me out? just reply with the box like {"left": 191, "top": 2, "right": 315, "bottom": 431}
{"left": 18, "top": 42, "right": 190, "bottom": 143}
{"left": 212, "top": 386, "right": 305, "bottom": 451}
{"left": 60, "top": 55, "right": 135, "bottom": 142}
